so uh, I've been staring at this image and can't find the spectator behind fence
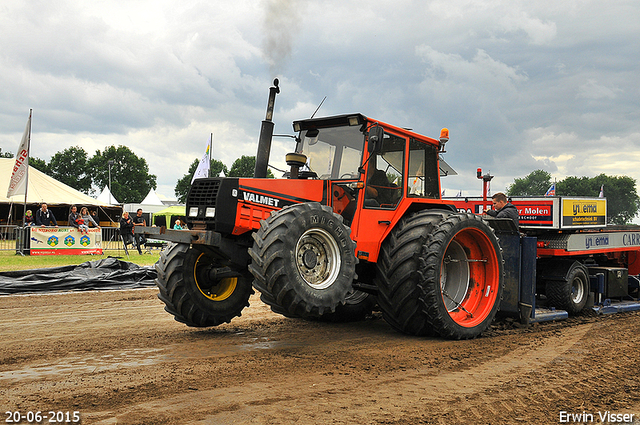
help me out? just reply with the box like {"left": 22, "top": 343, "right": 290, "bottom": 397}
{"left": 24, "top": 210, "right": 34, "bottom": 226}
{"left": 131, "top": 208, "right": 147, "bottom": 255}
{"left": 69, "top": 205, "right": 81, "bottom": 231}
{"left": 119, "top": 211, "right": 134, "bottom": 246}
{"left": 174, "top": 219, "right": 183, "bottom": 230}
{"left": 36, "top": 203, "right": 58, "bottom": 227}
{"left": 77, "top": 207, "right": 100, "bottom": 235}
{"left": 81, "top": 207, "right": 99, "bottom": 228}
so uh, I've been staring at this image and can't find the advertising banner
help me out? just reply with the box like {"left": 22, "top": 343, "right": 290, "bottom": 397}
{"left": 561, "top": 198, "right": 607, "bottom": 228}
{"left": 449, "top": 198, "right": 558, "bottom": 229}
{"left": 512, "top": 199, "right": 556, "bottom": 228}
{"left": 566, "top": 231, "right": 640, "bottom": 251}
{"left": 448, "top": 197, "right": 605, "bottom": 230}
{"left": 29, "top": 227, "right": 102, "bottom": 255}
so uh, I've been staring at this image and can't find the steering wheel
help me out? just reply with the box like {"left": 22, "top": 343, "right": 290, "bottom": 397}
{"left": 340, "top": 173, "right": 357, "bottom": 179}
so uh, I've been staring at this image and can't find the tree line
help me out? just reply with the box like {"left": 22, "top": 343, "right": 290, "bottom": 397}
{"left": 7, "top": 143, "right": 638, "bottom": 224}
{"left": 2, "top": 146, "right": 157, "bottom": 204}
{"left": 507, "top": 170, "right": 640, "bottom": 224}
{"left": 3, "top": 145, "right": 271, "bottom": 205}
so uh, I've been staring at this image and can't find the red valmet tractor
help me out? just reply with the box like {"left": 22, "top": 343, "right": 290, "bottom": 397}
{"left": 137, "top": 80, "right": 640, "bottom": 340}
{"left": 139, "top": 80, "right": 505, "bottom": 340}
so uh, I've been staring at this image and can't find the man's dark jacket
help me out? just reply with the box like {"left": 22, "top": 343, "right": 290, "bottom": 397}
{"left": 486, "top": 202, "right": 520, "bottom": 228}
{"left": 35, "top": 209, "right": 57, "bottom": 226}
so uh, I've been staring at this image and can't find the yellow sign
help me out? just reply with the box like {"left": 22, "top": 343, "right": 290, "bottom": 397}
{"left": 562, "top": 198, "right": 606, "bottom": 227}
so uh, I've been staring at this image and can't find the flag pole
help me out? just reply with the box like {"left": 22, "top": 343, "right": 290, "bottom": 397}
{"left": 23, "top": 109, "right": 32, "bottom": 223}
{"left": 209, "top": 133, "right": 212, "bottom": 177}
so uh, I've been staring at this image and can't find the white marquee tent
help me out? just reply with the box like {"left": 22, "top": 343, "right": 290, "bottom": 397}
{"left": 96, "top": 185, "right": 120, "bottom": 205}
{"left": 141, "top": 190, "right": 164, "bottom": 205}
{"left": 1, "top": 158, "right": 119, "bottom": 225}
{"left": 1, "top": 158, "right": 108, "bottom": 206}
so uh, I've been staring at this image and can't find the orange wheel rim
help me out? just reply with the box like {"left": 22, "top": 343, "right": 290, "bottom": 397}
{"left": 440, "top": 228, "right": 500, "bottom": 328}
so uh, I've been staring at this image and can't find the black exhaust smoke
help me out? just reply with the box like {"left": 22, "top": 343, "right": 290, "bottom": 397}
{"left": 253, "top": 78, "right": 280, "bottom": 178}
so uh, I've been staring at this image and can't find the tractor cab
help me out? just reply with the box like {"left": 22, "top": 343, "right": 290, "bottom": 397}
{"left": 291, "top": 114, "right": 453, "bottom": 262}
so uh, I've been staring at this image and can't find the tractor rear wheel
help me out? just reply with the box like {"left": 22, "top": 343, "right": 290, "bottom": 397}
{"left": 249, "top": 203, "right": 357, "bottom": 318}
{"left": 155, "top": 243, "right": 253, "bottom": 327}
{"left": 376, "top": 210, "right": 452, "bottom": 336}
{"left": 420, "top": 213, "right": 504, "bottom": 339}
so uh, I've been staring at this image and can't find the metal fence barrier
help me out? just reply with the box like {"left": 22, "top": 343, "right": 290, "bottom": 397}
{"left": 4, "top": 226, "right": 166, "bottom": 256}
{"left": 100, "top": 227, "right": 124, "bottom": 252}
{"left": 0, "top": 225, "right": 19, "bottom": 251}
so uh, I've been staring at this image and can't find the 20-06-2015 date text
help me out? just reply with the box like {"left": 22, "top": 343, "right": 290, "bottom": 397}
{"left": 5, "top": 411, "right": 80, "bottom": 423}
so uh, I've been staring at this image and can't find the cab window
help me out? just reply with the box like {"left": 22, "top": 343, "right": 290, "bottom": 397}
{"left": 297, "top": 126, "right": 364, "bottom": 179}
{"left": 364, "top": 132, "right": 405, "bottom": 208}
{"left": 408, "top": 138, "right": 440, "bottom": 198}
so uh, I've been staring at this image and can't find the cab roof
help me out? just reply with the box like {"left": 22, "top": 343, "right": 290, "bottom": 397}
{"left": 292, "top": 113, "right": 440, "bottom": 146}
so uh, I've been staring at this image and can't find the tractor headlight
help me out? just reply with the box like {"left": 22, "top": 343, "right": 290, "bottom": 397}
{"left": 189, "top": 207, "right": 199, "bottom": 217}
{"left": 205, "top": 207, "right": 216, "bottom": 218}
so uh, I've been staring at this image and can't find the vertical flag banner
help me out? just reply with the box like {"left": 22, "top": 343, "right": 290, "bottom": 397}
{"left": 7, "top": 110, "right": 32, "bottom": 198}
{"left": 191, "top": 135, "right": 212, "bottom": 183}
{"left": 544, "top": 183, "right": 556, "bottom": 196}
{"left": 599, "top": 185, "right": 604, "bottom": 198}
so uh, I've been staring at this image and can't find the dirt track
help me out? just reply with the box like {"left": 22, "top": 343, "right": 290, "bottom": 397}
{"left": 1, "top": 288, "right": 639, "bottom": 425}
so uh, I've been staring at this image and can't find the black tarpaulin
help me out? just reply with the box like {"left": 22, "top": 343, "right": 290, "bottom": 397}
{"left": 0, "top": 257, "right": 157, "bottom": 295}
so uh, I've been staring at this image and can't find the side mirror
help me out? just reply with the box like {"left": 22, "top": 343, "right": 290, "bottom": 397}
{"left": 368, "top": 125, "right": 384, "bottom": 154}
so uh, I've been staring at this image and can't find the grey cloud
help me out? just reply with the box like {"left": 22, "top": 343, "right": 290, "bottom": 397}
{"left": 1, "top": 0, "right": 639, "bottom": 202}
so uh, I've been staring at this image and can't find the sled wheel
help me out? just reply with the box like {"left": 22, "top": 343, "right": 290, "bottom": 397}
{"left": 545, "top": 261, "right": 589, "bottom": 314}
{"left": 248, "top": 203, "right": 357, "bottom": 318}
{"left": 155, "top": 243, "right": 253, "bottom": 327}
{"left": 376, "top": 210, "right": 452, "bottom": 336}
{"left": 420, "top": 213, "right": 504, "bottom": 339}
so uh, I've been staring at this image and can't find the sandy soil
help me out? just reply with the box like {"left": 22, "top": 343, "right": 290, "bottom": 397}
{"left": 1, "top": 288, "right": 639, "bottom": 425}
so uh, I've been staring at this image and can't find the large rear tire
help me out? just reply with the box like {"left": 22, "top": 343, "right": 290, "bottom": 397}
{"left": 420, "top": 213, "right": 504, "bottom": 339}
{"left": 155, "top": 243, "right": 253, "bottom": 327}
{"left": 249, "top": 203, "right": 357, "bottom": 318}
{"left": 376, "top": 210, "right": 452, "bottom": 336}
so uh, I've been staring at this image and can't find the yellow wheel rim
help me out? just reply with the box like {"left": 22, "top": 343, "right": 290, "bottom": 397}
{"left": 193, "top": 253, "right": 238, "bottom": 301}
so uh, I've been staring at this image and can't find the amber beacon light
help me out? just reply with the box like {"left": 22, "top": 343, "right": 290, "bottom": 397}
{"left": 439, "top": 128, "right": 449, "bottom": 152}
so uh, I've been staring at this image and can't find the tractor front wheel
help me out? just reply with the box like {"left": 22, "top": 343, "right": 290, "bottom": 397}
{"left": 316, "top": 290, "right": 376, "bottom": 322}
{"left": 155, "top": 243, "right": 253, "bottom": 327}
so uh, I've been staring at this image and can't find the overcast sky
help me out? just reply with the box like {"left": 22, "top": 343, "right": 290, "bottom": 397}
{"left": 1, "top": 0, "right": 639, "bottom": 205}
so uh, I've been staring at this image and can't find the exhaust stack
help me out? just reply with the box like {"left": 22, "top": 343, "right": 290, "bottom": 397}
{"left": 253, "top": 79, "right": 280, "bottom": 178}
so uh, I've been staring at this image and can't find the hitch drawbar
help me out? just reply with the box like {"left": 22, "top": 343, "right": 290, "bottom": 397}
{"left": 134, "top": 226, "right": 221, "bottom": 246}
